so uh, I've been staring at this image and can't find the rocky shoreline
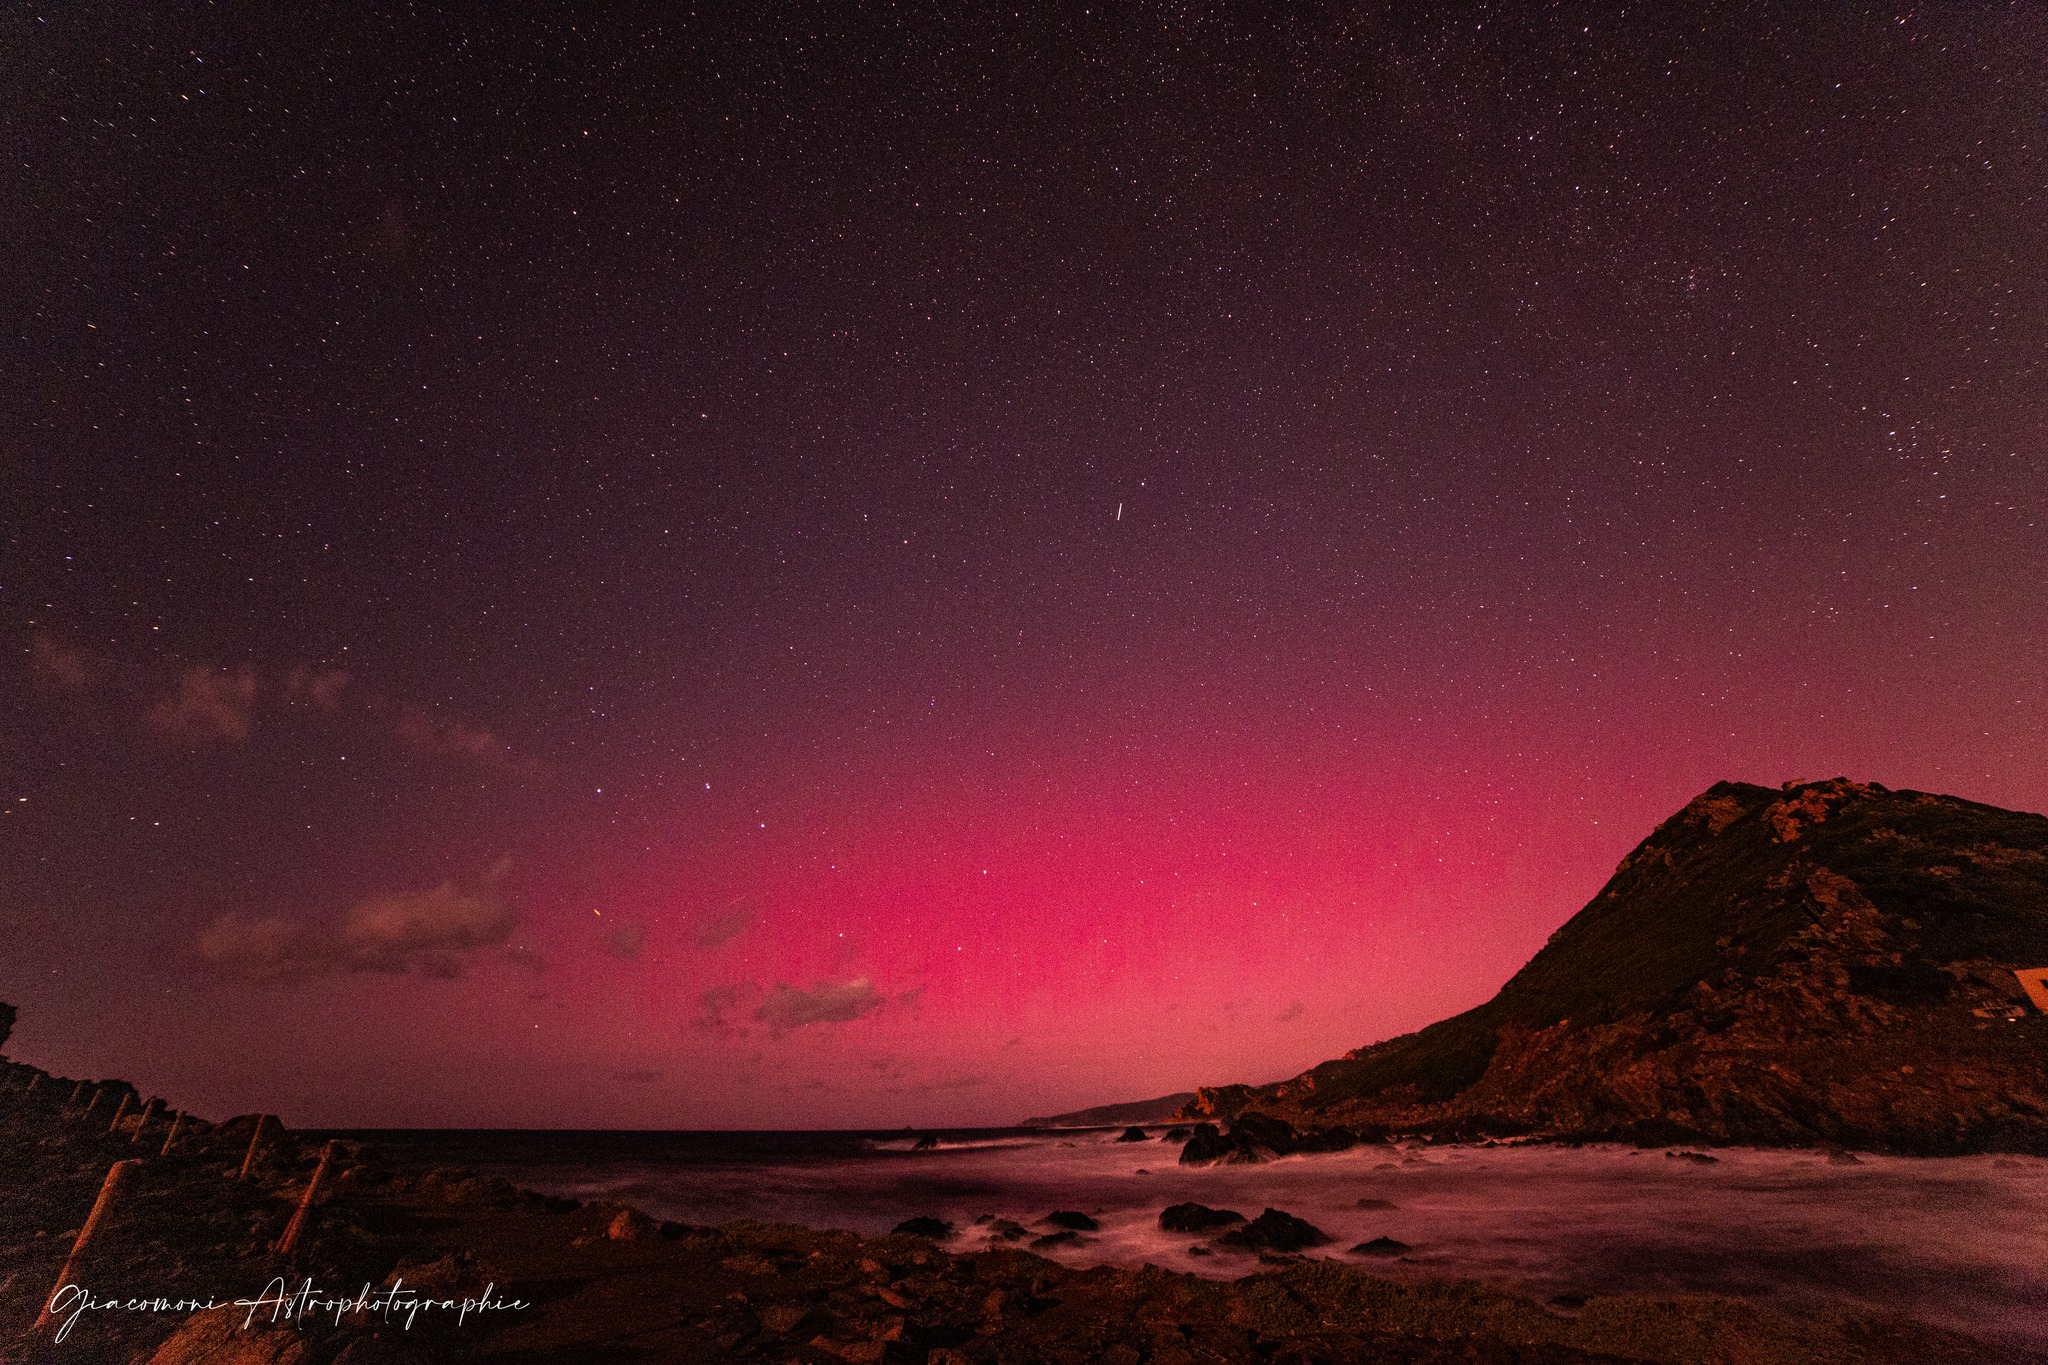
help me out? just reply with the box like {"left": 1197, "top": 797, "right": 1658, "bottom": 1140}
{"left": 3, "top": 1058, "right": 2039, "bottom": 1365}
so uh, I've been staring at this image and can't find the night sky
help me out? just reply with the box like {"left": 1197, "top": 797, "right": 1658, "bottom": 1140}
{"left": 4, "top": 3, "right": 2044, "bottom": 1129}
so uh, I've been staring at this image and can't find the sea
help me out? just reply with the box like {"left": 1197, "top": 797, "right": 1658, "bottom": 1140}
{"left": 338, "top": 1125, "right": 2048, "bottom": 1352}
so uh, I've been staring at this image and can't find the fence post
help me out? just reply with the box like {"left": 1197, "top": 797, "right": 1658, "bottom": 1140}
{"left": 105, "top": 1091, "right": 133, "bottom": 1135}
{"left": 32, "top": 1160, "right": 143, "bottom": 1335}
{"left": 274, "top": 1140, "right": 337, "bottom": 1256}
{"left": 130, "top": 1097, "right": 163, "bottom": 1143}
{"left": 238, "top": 1115, "right": 274, "bottom": 1181}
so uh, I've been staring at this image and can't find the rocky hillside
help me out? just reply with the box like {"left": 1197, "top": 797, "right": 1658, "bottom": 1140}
{"left": 1020, "top": 1091, "right": 1196, "bottom": 1128}
{"left": 1183, "top": 779, "right": 2048, "bottom": 1154}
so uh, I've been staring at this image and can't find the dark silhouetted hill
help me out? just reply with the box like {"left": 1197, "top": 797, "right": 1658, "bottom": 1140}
{"left": 1020, "top": 1091, "right": 1197, "bottom": 1128}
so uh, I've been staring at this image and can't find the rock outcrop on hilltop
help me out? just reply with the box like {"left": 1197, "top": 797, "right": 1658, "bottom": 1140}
{"left": 1181, "top": 779, "right": 2048, "bottom": 1154}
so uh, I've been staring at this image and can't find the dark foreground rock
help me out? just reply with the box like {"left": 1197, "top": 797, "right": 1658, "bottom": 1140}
{"left": 4, "top": 1021, "right": 2040, "bottom": 1365}
{"left": 1115, "top": 1126, "right": 1149, "bottom": 1143}
{"left": 893, "top": 1217, "right": 954, "bottom": 1239}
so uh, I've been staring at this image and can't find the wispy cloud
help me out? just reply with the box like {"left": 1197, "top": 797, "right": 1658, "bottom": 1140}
{"left": 337, "top": 862, "right": 517, "bottom": 975}
{"left": 695, "top": 980, "right": 762, "bottom": 1034}
{"left": 692, "top": 900, "right": 755, "bottom": 949}
{"left": 149, "top": 665, "right": 258, "bottom": 744}
{"left": 394, "top": 705, "right": 505, "bottom": 760}
{"left": 603, "top": 920, "right": 646, "bottom": 960}
{"left": 753, "top": 977, "right": 886, "bottom": 1033}
{"left": 196, "top": 861, "right": 517, "bottom": 981}
{"left": 29, "top": 633, "right": 92, "bottom": 691}
{"left": 1276, "top": 1000, "right": 1305, "bottom": 1023}
{"left": 283, "top": 665, "right": 350, "bottom": 711}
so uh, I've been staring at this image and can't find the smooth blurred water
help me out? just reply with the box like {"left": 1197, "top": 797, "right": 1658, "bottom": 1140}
{"left": 343, "top": 1127, "right": 2048, "bottom": 1350}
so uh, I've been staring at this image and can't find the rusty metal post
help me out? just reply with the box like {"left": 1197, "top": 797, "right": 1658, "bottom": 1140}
{"left": 160, "top": 1110, "right": 185, "bottom": 1156}
{"left": 274, "top": 1140, "right": 337, "bottom": 1256}
{"left": 238, "top": 1114, "right": 273, "bottom": 1181}
{"left": 32, "top": 1160, "right": 142, "bottom": 1335}
{"left": 130, "top": 1097, "right": 163, "bottom": 1143}
{"left": 105, "top": 1091, "right": 133, "bottom": 1135}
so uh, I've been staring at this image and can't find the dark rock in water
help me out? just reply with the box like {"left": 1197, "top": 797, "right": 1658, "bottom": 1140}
{"left": 1827, "top": 1149, "right": 1863, "bottom": 1165}
{"left": 1218, "top": 1208, "right": 1332, "bottom": 1252}
{"left": 1349, "top": 1236, "right": 1411, "bottom": 1257}
{"left": 985, "top": 1219, "right": 1028, "bottom": 1242}
{"left": 1231, "top": 1111, "right": 1300, "bottom": 1155}
{"left": 1293, "top": 1124, "right": 1361, "bottom": 1154}
{"left": 1355, "top": 1197, "right": 1397, "bottom": 1210}
{"left": 1667, "top": 1150, "right": 1718, "bottom": 1164}
{"left": 1031, "top": 1230, "right": 1084, "bottom": 1249}
{"left": 1186, "top": 1244, "right": 1212, "bottom": 1256}
{"left": 1178, "top": 1123, "right": 1232, "bottom": 1165}
{"left": 1044, "top": 1210, "right": 1098, "bottom": 1231}
{"left": 1177, "top": 1111, "right": 1357, "bottom": 1164}
{"left": 912, "top": 1134, "right": 939, "bottom": 1150}
{"left": 1116, "top": 1126, "right": 1149, "bottom": 1142}
{"left": 891, "top": 1217, "right": 952, "bottom": 1239}
{"left": 1159, "top": 1203, "right": 1246, "bottom": 1233}
{"left": 1162, "top": 1126, "right": 1192, "bottom": 1141}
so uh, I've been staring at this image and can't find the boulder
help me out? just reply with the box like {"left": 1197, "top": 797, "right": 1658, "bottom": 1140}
{"left": 1158, "top": 1203, "right": 1246, "bottom": 1234}
{"left": 1044, "top": 1210, "right": 1098, "bottom": 1231}
{"left": 1116, "top": 1126, "right": 1149, "bottom": 1142}
{"left": 1177, "top": 1112, "right": 1364, "bottom": 1165}
{"left": 1217, "top": 1208, "right": 1332, "bottom": 1252}
{"left": 891, "top": 1216, "right": 952, "bottom": 1239}
{"left": 607, "top": 1207, "right": 659, "bottom": 1241}
{"left": 1177, "top": 1124, "right": 1232, "bottom": 1165}
{"left": 1349, "top": 1236, "right": 1411, "bottom": 1257}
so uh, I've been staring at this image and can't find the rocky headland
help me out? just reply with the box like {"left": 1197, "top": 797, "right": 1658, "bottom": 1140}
{"left": 1175, "top": 779, "right": 2048, "bottom": 1157}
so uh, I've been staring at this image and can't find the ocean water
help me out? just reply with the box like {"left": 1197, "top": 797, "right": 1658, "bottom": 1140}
{"left": 344, "top": 1127, "right": 2048, "bottom": 1351}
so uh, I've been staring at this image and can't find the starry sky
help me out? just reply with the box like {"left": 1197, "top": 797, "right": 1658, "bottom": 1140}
{"left": 3, "top": 3, "right": 2044, "bottom": 1129}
